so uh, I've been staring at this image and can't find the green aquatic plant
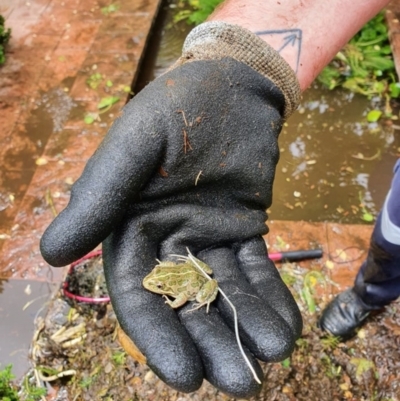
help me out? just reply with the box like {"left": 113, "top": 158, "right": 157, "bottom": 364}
{"left": 173, "top": 5, "right": 397, "bottom": 99}
{"left": 359, "top": 191, "right": 374, "bottom": 222}
{"left": 86, "top": 73, "right": 103, "bottom": 90}
{"left": 173, "top": 0, "right": 224, "bottom": 25}
{"left": 0, "top": 15, "right": 11, "bottom": 65}
{"left": 367, "top": 109, "right": 383, "bottom": 122}
{"left": 318, "top": 12, "right": 398, "bottom": 99}
{"left": 101, "top": 3, "right": 120, "bottom": 15}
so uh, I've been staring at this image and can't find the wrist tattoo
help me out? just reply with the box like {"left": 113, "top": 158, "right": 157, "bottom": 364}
{"left": 255, "top": 29, "right": 302, "bottom": 72}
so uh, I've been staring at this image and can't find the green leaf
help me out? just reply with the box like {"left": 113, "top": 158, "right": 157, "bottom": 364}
{"left": 318, "top": 12, "right": 396, "bottom": 98}
{"left": 362, "top": 212, "right": 374, "bottom": 222}
{"left": 106, "top": 80, "right": 113, "bottom": 87}
{"left": 101, "top": 4, "right": 120, "bottom": 15}
{"left": 317, "top": 66, "right": 342, "bottom": 90}
{"left": 0, "top": 364, "right": 19, "bottom": 401}
{"left": 301, "top": 285, "right": 316, "bottom": 313}
{"left": 389, "top": 82, "right": 400, "bottom": 98}
{"left": 173, "top": 0, "right": 224, "bottom": 25}
{"left": 350, "top": 358, "right": 375, "bottom": 380}
{"left": 86, "top": 73, "right": 103, "bottom": 89}
{"left": 97, "top": 96, "right": 120, "bottom": 109}
{"left": 281, "top": 358, "right": 291, "bottom": 368}
{"left": 84, "top": 114, "right": 95, "bottom": 124}
{"left": 367, "top": 109, "right": 382, "bottom": 122}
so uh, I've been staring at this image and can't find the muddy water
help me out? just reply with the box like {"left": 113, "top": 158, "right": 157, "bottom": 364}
{"left": 273, "top": 89, "right": 400, "bottom": 223}
{"left": 0, "top": 279, "right": 56, "bottom": 377}
{"left": 136, "top": 2, "right": 400, "bottom": 225}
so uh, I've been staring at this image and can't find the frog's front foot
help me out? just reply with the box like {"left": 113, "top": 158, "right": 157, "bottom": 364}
{"left": 163, "top": 293, "right": 188, "bottom": 309}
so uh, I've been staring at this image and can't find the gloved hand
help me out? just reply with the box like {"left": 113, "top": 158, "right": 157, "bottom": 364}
{"left": 40, "top": 22, "right": 302, "bottom": 398}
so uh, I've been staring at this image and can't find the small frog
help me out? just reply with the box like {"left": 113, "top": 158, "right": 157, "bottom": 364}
{"left": 143, "top": 256, "right": 218, "bottom": 312}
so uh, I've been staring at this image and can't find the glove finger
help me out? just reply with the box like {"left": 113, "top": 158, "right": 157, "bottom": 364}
{"left": 40, "top": 103, "right": 165, "bottom": 267}
{"left": 198, "top": 247, "right": 297, "bottom": 362}
{"left": 102, "top": 221, "right": 203, "bottom": 393}
{"left": 157, "top": 245, "right": 262, "bottom": 398}
{"left": 235, "top": 236, "right": 303, "bottom": 339}
{"left": 178, "top": 304, "right": 263, "bottom": 399}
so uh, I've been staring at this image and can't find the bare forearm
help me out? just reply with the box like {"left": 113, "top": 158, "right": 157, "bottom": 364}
{"left": 209, "top": 0, "right": 391, "bottom": 90}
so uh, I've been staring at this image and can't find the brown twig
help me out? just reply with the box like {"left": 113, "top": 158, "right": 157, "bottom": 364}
{"left": 177, "top": 110, "right": 193, "bottom": 153}
{"left": 177, "top": 109, "right": 188, "bottom": 127}
{"left": 183, "top": 128, "right": 193, "bottom": 153}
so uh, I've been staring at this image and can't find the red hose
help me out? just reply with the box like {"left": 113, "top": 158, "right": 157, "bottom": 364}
{"left": 63, "top": 249, "right": 110, "bottom": 304}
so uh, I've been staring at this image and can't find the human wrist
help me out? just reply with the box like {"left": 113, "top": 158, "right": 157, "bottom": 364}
{"left": 180, "top": 21, "right": 300, "bottom": 119}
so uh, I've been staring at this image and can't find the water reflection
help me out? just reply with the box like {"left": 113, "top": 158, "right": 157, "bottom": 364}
{"left": 274, "top": 83, "right": 399, "bottom": 223}
{"left": 0, "top": 279, "right": 56, "bottom": 378}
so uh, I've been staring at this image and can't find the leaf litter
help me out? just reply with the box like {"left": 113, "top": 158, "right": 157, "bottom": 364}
{"left": 25, "top": 254, "right": 400, "bottom": 400}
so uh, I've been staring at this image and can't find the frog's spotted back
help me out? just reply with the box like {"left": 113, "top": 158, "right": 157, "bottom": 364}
{"left": 142, "top": 256, "right": 218, "bottom": 311}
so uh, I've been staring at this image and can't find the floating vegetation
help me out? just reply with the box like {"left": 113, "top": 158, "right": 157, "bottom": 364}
{"left": 173, "top": 0, "right": 224, "bottom": 25}
{"left": 86, "top": 73, "right": 103, "bottom": 90}
{"left": 101, "top": 3, "right": 120, "bottom": 15}
{"left": 318, "top": 12, "right": 399, "bottom": 99}
{"left": 359, "top": 191, "right": 375, "bottom": 222}
{"left": 173, "top": 4, "right": 398, "bottom": 101}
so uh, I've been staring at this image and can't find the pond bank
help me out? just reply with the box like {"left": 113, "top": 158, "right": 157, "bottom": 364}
{"left": 0, "top": 0, "right": 162, "bottom": 279}
{"left": 0, "top": 0, "right": 162, "bottom": 380}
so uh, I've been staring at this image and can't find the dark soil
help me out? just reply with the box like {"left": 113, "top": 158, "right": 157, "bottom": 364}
{"left": 30, "top": 256, "right": 400, "bottom": 401}
{"left": 66, "top": 254, "right": 108, "bottom": 300}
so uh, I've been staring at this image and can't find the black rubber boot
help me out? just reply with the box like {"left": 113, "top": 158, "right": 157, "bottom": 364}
{"left": 318, "top": 288, "right": 380, "bottom": 338}
{"left": 319, "top": 235, "right": 400, "bottom": 338}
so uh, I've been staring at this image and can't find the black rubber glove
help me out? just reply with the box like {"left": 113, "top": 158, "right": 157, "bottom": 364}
{"left": 40, "top": 22, "right": 302, "bottom": 398}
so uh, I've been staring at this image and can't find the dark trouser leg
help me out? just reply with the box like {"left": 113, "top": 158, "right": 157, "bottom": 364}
{"left": 319, "top": 160, "right": 400, "bottom": 337}
{"left": 354, "top": 215, "right": 400, "bottom": 306}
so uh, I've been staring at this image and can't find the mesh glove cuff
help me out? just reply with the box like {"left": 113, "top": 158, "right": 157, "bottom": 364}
{"left": 177, "top": 21, "right": 301, "bottom": 120}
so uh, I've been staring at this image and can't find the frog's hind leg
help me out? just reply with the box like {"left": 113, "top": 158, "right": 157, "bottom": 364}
{"left": 188, "top": 299, "right": 213, "bottom": 314}
{"left": 189, "top": 279, "right": 219, "bottom": 313}
{"left": 185, "top": 300, "right": 214, "bottom": 313}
